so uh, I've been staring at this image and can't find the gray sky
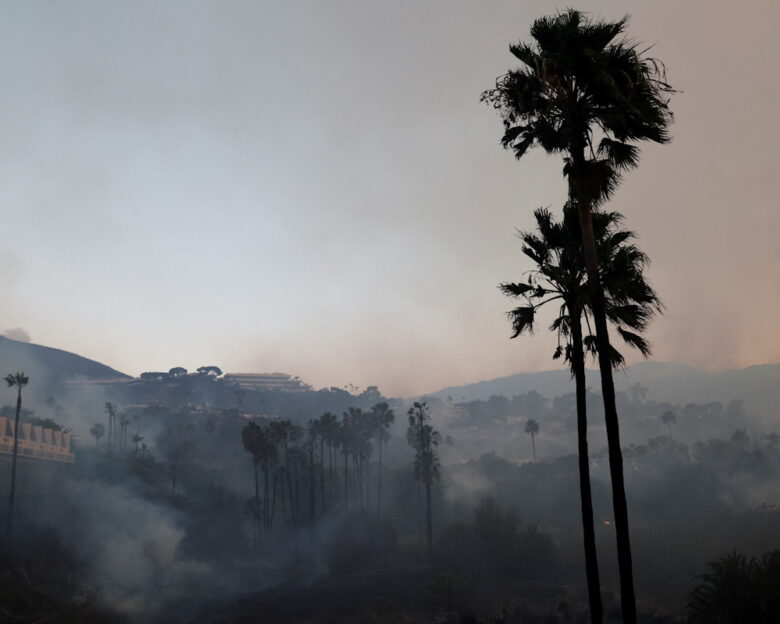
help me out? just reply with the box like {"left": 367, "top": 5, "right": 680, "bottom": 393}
{"left": 1, "top": 1, "right": 778, "bottom": 396}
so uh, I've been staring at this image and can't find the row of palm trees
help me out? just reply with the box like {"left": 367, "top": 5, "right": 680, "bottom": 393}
{"left": 240, "top": 402, "right": 395, "bottom": 535}
{"left": 90, "top": 402, "right": 143, "bottom": 454}
{"left": 483, "top": 9, "right": 675, "bottom": 624}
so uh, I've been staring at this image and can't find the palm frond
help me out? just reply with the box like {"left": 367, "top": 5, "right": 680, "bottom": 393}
{"left": 499, "top": 282, "right": 535, "bottom": 298}
{"left": 507, "top": 306, "right": 536, "bottom": 338}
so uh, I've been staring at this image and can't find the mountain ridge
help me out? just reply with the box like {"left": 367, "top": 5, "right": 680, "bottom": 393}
{"left": 0, "top": 336, "right": 130, "bottom": 388}
{"left": 427, "top": 360, "right": 780, "bottom": 417}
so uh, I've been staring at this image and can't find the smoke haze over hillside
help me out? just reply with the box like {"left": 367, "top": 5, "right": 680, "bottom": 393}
{"left": 0, "top": 1, "right": 777, "bottom": 395}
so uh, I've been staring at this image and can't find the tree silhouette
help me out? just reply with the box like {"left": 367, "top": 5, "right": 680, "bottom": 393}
{"left": 371, "top": 402, "right": 395, "bottom": 515}
{"left": 269, "top": 420, "right": 302, "bottom": 526}
{"left": 197, "top": 366, "right": 223, "bottom": 377}
{"left": 89, "top": 422, "right": 105, "bottom": 448}
{"left": 661, "top": 410, "right": 677, "bottom": 438}
{"left": 407, "top": 401, "right": 441, "bottom": 560}
{"left": 483, "top": 11, "right": 674, "bottom": 621}
{"left": 524, "top": 419, "right": 539, "bottom": 462}
{"left": 242, "top": 422, "right": 264, "bottom": 514}
{"left": 4, "top": 371, "right": 29, "bottom": 535}
{"left": 500, "top": 205, "right": 660, "bottom": 623}
{"left": 105, "top": 402, "right": 116, "bottom": 453}
{"left": 319, "top": 411, "right": 339, "bottom": 503}
{"left": 118, "top": 413, "right": 131, "bottom": 453}
{"left": 689, "top": 550, "right": 780, "bottom": 623}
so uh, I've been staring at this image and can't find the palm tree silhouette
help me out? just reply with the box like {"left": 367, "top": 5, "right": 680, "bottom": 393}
{"left": 242, "top": 422, "right": 265, "bottom": 509}
{"left": 483, "top": 11, "right": 674, "bottom": 621}
{"left": 371, "top": 402, "right": 395, "bottom": 515}
{"left": 406, "top": 401, "right": 441, "bottom": 560}
{"left": 5, "top": 371, "right": 29, "bottom": 535}
{"left": 500, "top": 205, "right": 660, "bottom": 623}
{"left": 90, "top": 422, "right": 105, "bottom": 448}
{"left": 524, "top": 419, "right": 539, "bottom": 462}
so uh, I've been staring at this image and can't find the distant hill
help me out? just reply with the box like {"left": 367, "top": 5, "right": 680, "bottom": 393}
{"left": 429, "top": 361, "right": 780, "bottom": 417}
{"left": 0, "top": 337, "right": 130, "bottom": 391}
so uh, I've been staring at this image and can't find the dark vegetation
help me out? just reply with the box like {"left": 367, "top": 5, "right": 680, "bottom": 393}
{"left": 0, "top": 359, "right": 778, "bottom": 623}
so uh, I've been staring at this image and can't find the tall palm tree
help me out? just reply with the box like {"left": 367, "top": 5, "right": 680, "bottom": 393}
{"left": 5, "top": 371, "right": 29, "bottom": 535}
{"left": 105, "top": 401, "right": 116, "bottom": 453}
{"left": 524, "top": 418, "right": 539, "bottom": 461}
{"left": 319, "top": 411, "right": 339, "bottom": 501}
{"left": 339, "top": 409, "right": 362, "bottom": 514}
{"left": 406, "top": 401, "right": 441, "bottom": 560}
{"left": 371, "top": 402, "right": 395, "bottom": 515}
{"left": 501, "top": 205, "right": 661, "bottom": 623}
{"left": 269, "top": 420, "right": 301, "bottom": 527}
{"left": 242, "top": 422, "right": 264, "bottom": 508}
{"left": 306, "top": 418, "right": 319, "bottom": 522}
{"left": 484, "top": 11, "right": 674, "bottom": 621}
{"left": 118, "top": 413, "right": 131, "bottom": 453}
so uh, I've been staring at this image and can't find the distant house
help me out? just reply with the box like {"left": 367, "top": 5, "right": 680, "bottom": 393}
{"left": 0, "top": 418, "right": 75, "bottom": 464}
{"left": 223, "top": 372, "right": 312, "bottom": 393}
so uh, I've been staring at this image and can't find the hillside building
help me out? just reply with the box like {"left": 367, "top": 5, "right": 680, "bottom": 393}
{"left": 0, "top": 417, "right": 75, "bottom": 464}
{"left": 223, "top": 372, "right": 312, "bottom": 393}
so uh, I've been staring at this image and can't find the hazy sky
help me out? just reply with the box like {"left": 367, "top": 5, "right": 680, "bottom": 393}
{"left": 0, "top": 1, "right": 777, "bottom": 396}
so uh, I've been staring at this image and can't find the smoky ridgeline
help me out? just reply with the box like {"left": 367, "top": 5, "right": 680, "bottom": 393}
{"left": 0, "top": 365, "right": 779, "bottom": 624}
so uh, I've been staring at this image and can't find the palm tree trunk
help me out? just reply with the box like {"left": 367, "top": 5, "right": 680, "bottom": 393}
{"left": 571, "top": 305, "right": 604, "bottom": 624}
{"left": 5, "top": 388, "right": 22, "bottom": 535}
{"left": 377, "top": 439, "right": 383, "bottom": 516}
{"left": 531, "top": 433, "right": 537, "bottom": 462}
{"left": 263, "top": 463, "right": 270, "bottom": 526}
{"left": 329, "top": 443, "right": 333, "bottom": 497}
{"left": 310, "top": 443, "right": 316, "bottom": 523}
{"left": 319, "top": 438, "right": 325, "bottom": 511}
{"left": 365, "top": 457, "right": 370, "bottom": 511}
{"left": 252, "top": 462, "right": 260, "bottom": 547}
{"left": 574, "top": 173, "right": 637, "bottom": 624}
{"left": 253, "top": 459, "right": 260, "bottom": 501}
{"left": 343, "top": 448, "right": 349, "bottom": 514}
{"left": 425, "top": 479, "right": 433, "bottom": 561}
{"left": 271, "top": 473, "right": 278, "bottom": 526}
{"left": 284, "top": 443, "right": 296, "bottom": 529}
{"left": 293, "top": 462, "right": 300, "bottom": 528}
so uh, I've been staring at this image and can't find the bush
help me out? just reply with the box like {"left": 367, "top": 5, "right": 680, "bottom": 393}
{"left": 688, "top": 549, "right": 780, "bottom": 623}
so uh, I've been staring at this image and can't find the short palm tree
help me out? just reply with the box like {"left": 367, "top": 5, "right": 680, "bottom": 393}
{"left": 90, "top": 422, "right": 105, "bottom": 448}
{"left": 484, "top": 11, "right": 674, "bottom": 621}
{"left": 500, "top": 204, "right": 660, "bottom": 623}
{"left": 5, "top": 371, "right": 29, "bottom": 535}
{"left": 524, "top": 419, "right": 539, "bottom": 461}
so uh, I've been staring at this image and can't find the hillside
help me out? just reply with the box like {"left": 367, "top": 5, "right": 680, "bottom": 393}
{"left": 0, "top": 337, "right": 130, "bottom": 390}
{"left": 429, "top": 361, "right": 780, "bottom": 418}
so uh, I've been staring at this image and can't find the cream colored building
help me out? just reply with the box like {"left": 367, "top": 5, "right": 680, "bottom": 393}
{"left": 0, "top": 417, "right": 75, "bottom": 464}
{"left": 224, "top": 372, "right": 312, "bottom": 393}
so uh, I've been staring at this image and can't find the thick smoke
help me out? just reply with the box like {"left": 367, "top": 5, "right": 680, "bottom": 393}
{"left": 4, "top": 327, "right": 31, "bottom": 342}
